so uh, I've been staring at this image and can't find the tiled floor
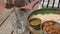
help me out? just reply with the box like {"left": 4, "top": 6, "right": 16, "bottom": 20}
{"left": 0, "top": 8, "right": 16, "bottom": 34}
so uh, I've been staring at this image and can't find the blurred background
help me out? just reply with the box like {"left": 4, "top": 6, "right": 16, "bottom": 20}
{"left": 0, "top": 0, "right": 60, "bottom": 34}
{"left": 0, "top": 0, "right": 39, "bottom": 34}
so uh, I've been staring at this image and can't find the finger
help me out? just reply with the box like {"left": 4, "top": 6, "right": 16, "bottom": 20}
{"left": 21, "top": 0, "right": 39, "bottom": 9}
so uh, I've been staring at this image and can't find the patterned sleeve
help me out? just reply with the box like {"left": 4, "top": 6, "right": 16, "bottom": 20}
{"left": 21, "top": 0, "right": 40, "bottom": 10}
{"left": 22, "top": 0, "right": 60, "bottom": 10}
{"left": 41, "top": 0, "right": 60, "bottom": 8}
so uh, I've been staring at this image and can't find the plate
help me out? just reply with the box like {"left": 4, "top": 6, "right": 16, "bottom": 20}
{"left": 28, "top": 8, "right": 60, "bottom": 34}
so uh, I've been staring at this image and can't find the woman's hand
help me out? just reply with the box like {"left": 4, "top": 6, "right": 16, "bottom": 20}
{"left": 21, "top": 0, "right": 40, "bottom": 10}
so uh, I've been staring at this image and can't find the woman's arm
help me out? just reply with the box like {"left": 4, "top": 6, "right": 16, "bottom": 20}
{"left": 21, "top": 0, "right": 40, "bottom": 10}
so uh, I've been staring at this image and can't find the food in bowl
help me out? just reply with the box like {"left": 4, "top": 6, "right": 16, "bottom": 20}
{"left": 30, "top": 14, "right": 60, "bottom": 34}
{"left": 31, "top": 14, "right": 60, "bottom": 23}
{"left": 29, "top": 18, "right": 41, "bottom": 30}
{"left": 28, "top": 8, "right": 60, "bottom": 34}
{"left": 42, "top": 21, "right": 60, "bottom": 34}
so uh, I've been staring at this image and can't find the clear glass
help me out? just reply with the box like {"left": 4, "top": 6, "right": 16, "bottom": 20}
{"left": 14, "top": 8, "right": 27, "bottom": 34}
{"left": 10, "top": 8, "right": 29, "bottom": 34}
